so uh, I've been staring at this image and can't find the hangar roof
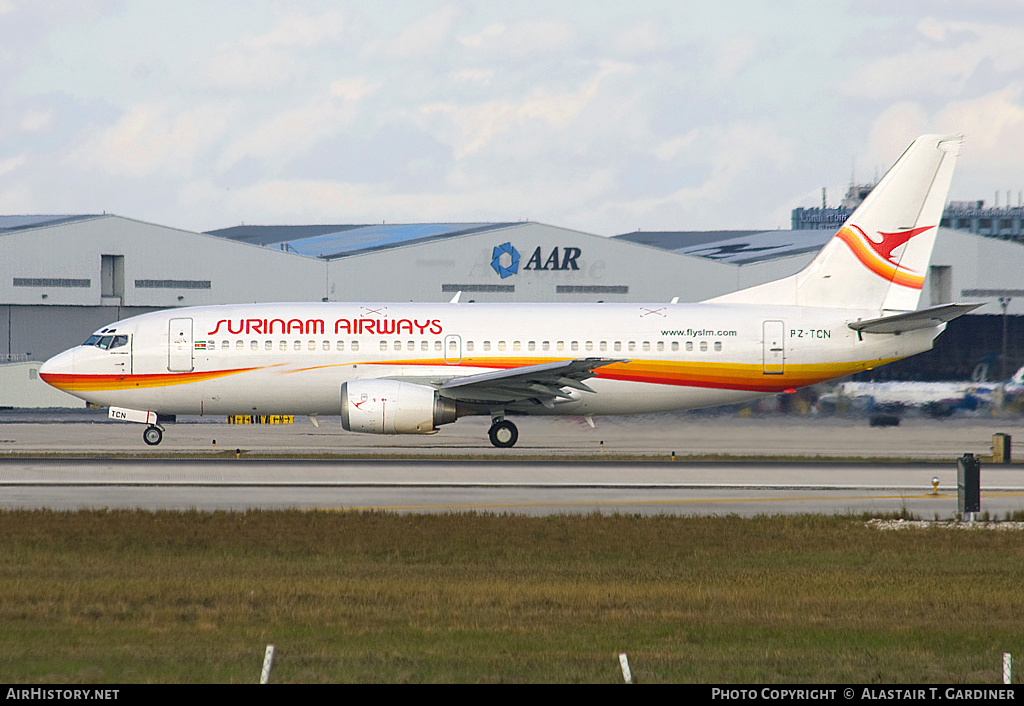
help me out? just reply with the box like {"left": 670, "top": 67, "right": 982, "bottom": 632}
{"left": 0, "top": 214, "right": 100, "bottom": 233}
{"left": 206, "top": 222, "right": 519, "bottom": 259}
{"left": 614, "top": 229, "right": 833, "bottom": 265}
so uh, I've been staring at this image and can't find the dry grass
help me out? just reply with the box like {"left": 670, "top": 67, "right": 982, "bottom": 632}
{"left": 0, "top": 510, "right": 1021, "bottom": 683}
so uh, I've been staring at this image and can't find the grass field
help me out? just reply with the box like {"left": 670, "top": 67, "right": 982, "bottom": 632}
{"left": 1, "top": 510, "right": 1021, "bottom": 683}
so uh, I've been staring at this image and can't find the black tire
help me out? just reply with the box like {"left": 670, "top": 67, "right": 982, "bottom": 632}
{"left": 143, "top": 426, "right": 163, "bottom": 446}
{"left": 488, "top": 420, "right": 518, "bottom": 448}
{"left": 869, "top": 414, "right": 900, "bottom": 427}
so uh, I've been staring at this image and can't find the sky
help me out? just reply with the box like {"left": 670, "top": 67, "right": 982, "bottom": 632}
{"left": 2, "top": 0, "right": 1024, "bottom": 235}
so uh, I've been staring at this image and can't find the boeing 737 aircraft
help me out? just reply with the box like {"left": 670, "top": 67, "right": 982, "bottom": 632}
{"left": 41, "top": 135, "right": 973, "bottom": 447}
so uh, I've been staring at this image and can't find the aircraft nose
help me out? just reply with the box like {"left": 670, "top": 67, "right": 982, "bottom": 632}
{"left": 39, "top": 347, "right": 76, "bottom": 383}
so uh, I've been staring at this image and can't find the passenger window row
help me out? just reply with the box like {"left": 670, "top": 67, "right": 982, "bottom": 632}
{"left": 205, "top": 339, "right": 727, "bottom": 354}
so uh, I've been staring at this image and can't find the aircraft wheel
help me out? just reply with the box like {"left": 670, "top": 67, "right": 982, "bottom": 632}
{"left": 488, "top": 419, "right": 518, "bottom": 448}
{"left": 143, "top": 425, "right": 163, "bottom": 446}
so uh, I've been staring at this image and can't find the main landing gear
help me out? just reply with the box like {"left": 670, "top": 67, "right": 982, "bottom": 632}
{"left": 487, "top": 418, "right": 518, "bottom": 448}
{"left": 143, "top": 425, "right": 164, "bottom": 446}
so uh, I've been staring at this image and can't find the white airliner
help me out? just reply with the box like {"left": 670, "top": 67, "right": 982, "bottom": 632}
{"left": 41, "top": 135, "right": 974, "bottom": 448}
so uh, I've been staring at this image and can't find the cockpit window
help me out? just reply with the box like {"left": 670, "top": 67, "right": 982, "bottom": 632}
{"left": 82, "top": 334, "right": 129, "bottom": 349}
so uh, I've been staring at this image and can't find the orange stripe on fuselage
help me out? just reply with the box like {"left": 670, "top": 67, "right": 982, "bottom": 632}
{"left": 286, "top": 356, "right": 889, "bottom": 393}
{"left": 39, "top": 367, "right": 261, "bottom": 393}
{"left": 40, "top": 357, "right": 898, "bottom": 396}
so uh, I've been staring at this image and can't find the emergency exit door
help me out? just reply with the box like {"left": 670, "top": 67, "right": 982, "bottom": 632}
{"left": 762, "top": 320, "right": 784, "bottom": 375}
{"left": 168, "top": 318, "right": 194, "bottom": 372}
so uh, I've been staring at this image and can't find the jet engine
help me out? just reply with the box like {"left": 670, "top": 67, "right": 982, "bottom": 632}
{"left": 340, "top": 380, "right": 457, "bottom": 434}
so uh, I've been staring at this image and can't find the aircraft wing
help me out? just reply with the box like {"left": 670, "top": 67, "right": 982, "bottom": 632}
{"left": 436, "top": 357, "right": 624, "bottom": 408}
{"left": 848, "top": 303, "right": 983, "bottom": 335}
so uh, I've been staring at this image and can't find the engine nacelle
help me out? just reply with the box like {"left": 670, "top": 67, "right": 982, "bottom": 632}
{"left": 340, "top": 380, "right": 457, "bottom": 434}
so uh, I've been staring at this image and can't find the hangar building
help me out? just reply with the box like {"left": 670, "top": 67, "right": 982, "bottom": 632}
{"left": 2, "top": 213, "right": 1022, "bottom": 405}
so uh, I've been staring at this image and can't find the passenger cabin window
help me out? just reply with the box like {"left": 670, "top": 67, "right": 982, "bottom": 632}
{"left": 466, "top": 341, "right": 474, "bottom": 352}
{"left": 236, "top": 340, "right": 244, "bottom": 351}
{"left": 700, "top": 341, "right": 708, "bottom": 352}
{"left": 714, "top": 341, "right": 722, "bottom": 352}
{"left": 671, "top": 341, "right": 679, "bottom": 352}
{"left": 380, "top": 341, "right": 388, "bottom": 352}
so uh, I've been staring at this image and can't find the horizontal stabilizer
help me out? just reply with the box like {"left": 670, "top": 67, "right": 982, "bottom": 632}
{"left": 848, "top": 303, "right": 982, "bottom": 335}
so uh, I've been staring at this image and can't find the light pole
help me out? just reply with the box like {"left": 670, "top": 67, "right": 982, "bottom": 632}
{"left": 999, "top": 296, "right": 1011, "bottom": 381}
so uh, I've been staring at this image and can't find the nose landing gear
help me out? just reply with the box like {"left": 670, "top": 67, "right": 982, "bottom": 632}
{"left": 143, "top": 425, "right": 164, "bottom": 446}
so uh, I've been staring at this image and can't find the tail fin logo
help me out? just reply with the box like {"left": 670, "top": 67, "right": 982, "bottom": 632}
{"left": 835, "top": 224, "right": 933, "bottom": 289}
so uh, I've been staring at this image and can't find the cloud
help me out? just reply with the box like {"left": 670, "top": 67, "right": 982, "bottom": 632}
{"left": 866, "top": 102, "right": 931, "bottom": 162}
{"left": 613, "top": 22, "right": 668, "bottom": 56}
{"left": 451, "top": 69, "right": 495, "bottom": 86}
{"left": 192, "top": 9, "right": 346, "bottom": 90}
{"left": 21, "top": 109, "right": 52, "bottom": 132}
{"left": 0, "top": 183, "right": 33, "bottom": 213}
{"left": 243, "top": 9, "right": 345, "bottom": 49}
{"left": 843, "top": 19, "right": 1024, "bottom": 99}
{"left": 421, "top": 61, "right": 633, "bottom": 157}
{"left": 67, "top": 102, "right": 236, "bottom": 178}
{"left": 593, "top": 123, "right": 794, "bottom": 231}
{"left": 713, "top": 35, "right": 759, "bottom": 81}
{"left": 0, "top": 152, "right": 27, "bottom": 177}
{"left": 216, "top": 80, "right": 376, "bottom": 171}
{"left": 935, "top": 84, "right": 1024, "bottom": 167}
{"left": 374, "top": 7, "right": 459, "bottom": 59}
{"left": 186, "top": 165, "right": 617, "bottom": 227}
{"left": 457, "top": 20, "right": 575, "bottom": 58}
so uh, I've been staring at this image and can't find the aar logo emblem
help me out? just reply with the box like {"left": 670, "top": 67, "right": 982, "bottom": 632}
{"left": 490, "top": 242, "right": 520, "bottom": 279}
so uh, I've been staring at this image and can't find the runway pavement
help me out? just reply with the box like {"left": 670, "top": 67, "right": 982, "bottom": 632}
{"left": 1, "top": 410, "right": 1023, "bottom": 516}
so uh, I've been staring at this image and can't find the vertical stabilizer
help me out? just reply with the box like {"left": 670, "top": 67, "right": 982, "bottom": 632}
{"left": 710, "top": 134, "right": 962, "bottom": 312}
